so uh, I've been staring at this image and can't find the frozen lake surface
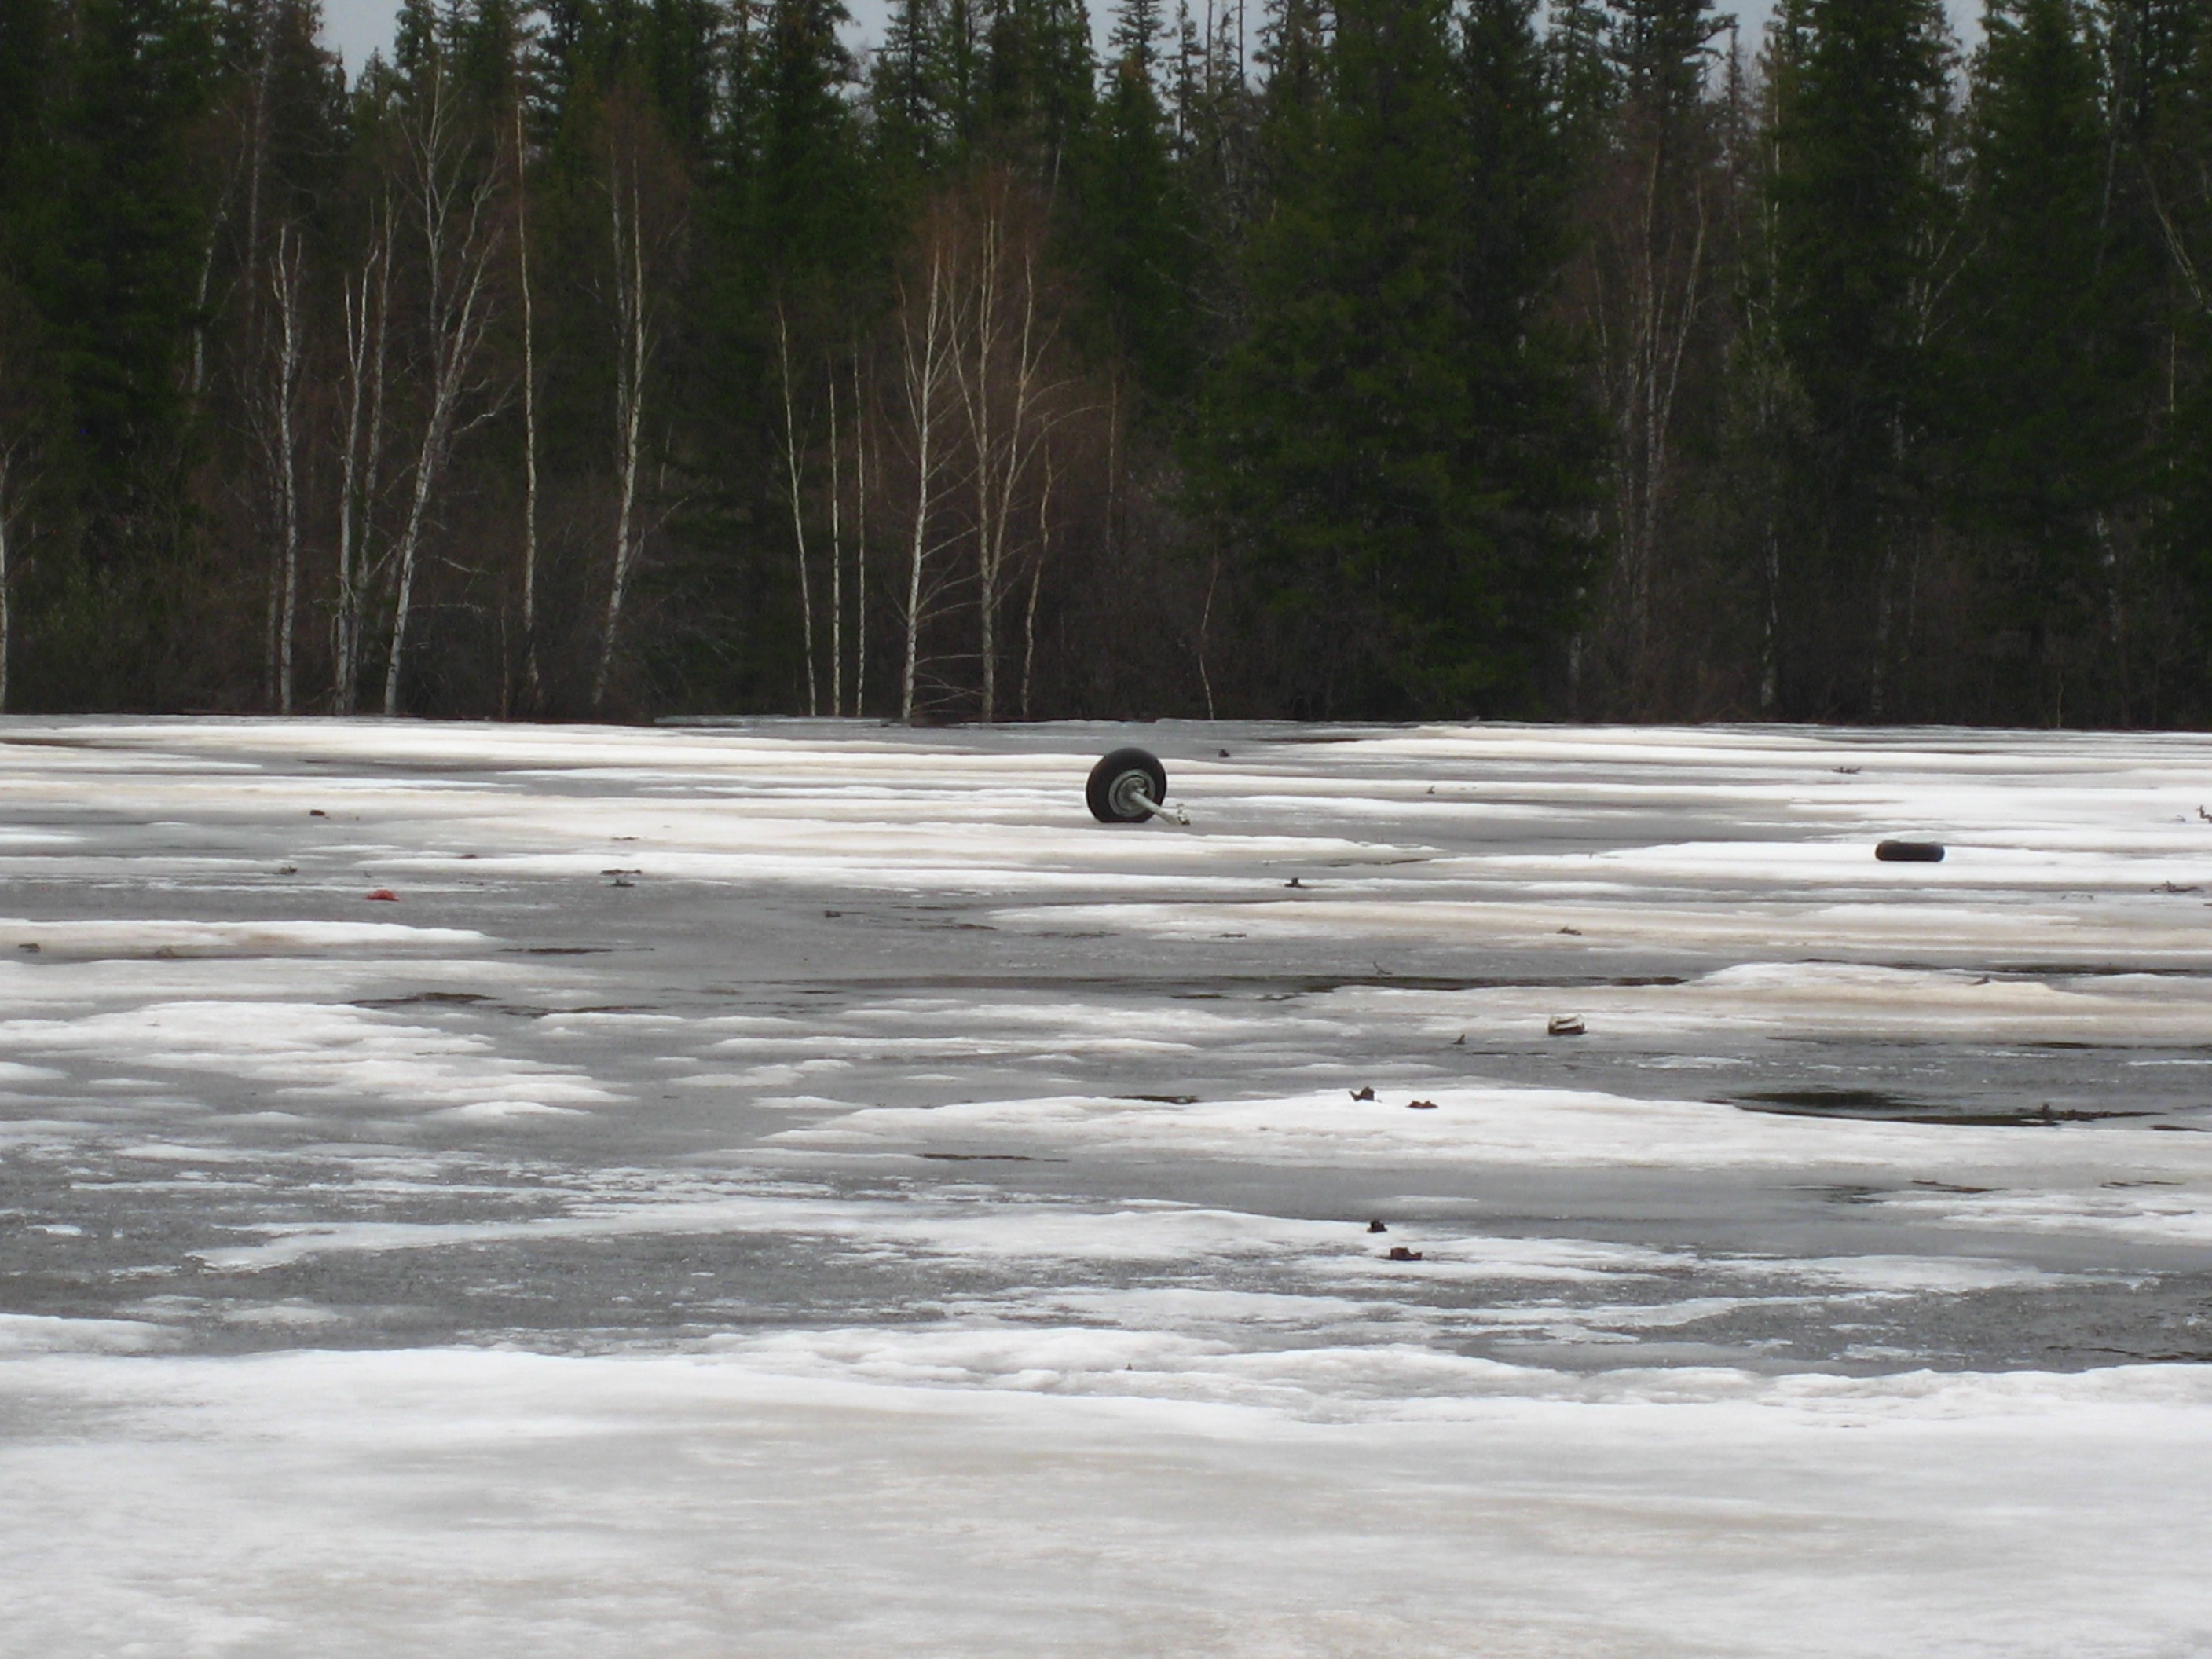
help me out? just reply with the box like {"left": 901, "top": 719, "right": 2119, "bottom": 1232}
{"left": 2, "top": 716, "right": 2210, "bottom": 1654}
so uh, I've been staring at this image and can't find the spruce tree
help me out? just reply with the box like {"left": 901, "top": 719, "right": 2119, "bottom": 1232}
{"left": 1767, "top": 0, "right": 1952, "bottom": 716}
{"left": 36, "top": 0, "right": 221, "bottom": 705}
{"left": 1195, "top": 0, "right": 1594, "bottom": 712}
{"left": 1952, "top": 0, "right": 2130, "bottom": 714}
{"left": 1070, "top": 0, "right": 1198, "bottom": 402}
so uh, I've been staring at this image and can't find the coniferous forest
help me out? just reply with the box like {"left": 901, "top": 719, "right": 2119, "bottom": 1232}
{"left": 1, "top": 0, "right": 2210, "bottom": 723}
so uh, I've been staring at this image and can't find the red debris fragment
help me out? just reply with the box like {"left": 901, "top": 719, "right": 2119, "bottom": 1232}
{"left": 1406, "top": 1099, "right": 1438, "bottom": 1111}
{"left": 365, "top": 889, "right": 398, "bottom": 902}
{"left": 1387, "top": 1246, "right": 1425, "bottom": 1262}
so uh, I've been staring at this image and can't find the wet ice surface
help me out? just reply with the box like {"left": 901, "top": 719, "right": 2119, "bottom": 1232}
{"left": 4, "top": 716, "right": 2212, "bottom": 1655}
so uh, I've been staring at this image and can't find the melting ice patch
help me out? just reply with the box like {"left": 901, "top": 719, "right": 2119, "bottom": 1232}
{"left": 0, "top": 1001, "right": 613, "bottom": 1120}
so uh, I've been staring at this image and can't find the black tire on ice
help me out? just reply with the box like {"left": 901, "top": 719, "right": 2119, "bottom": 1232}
{"left": 1087, "top": 748, "right": 1169, "bottom": 824}
{"left": 1874, "top": 840, "right": 1946, "bottom": 862}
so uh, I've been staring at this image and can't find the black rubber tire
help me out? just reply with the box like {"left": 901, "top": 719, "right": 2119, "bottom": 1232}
{"left": 1087, "top": 747, "right": 1169, "bottom": 824}
{"left": 1875, "top": 840, "right": 1946, "bottom": 862}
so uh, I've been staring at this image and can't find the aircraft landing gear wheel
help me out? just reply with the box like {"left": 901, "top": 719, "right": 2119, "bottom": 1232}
{"left": 1088, "top": 748, "right": 1170, "bottom": 824}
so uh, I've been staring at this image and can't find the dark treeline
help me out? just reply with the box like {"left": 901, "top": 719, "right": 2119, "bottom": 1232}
{"left": 1, "top": 0, "right": 2210, "bottom": 723}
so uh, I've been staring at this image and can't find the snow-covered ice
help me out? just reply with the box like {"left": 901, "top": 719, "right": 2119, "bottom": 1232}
{"left": 2, "top": 716, "right": 2210, "bottom": 1655}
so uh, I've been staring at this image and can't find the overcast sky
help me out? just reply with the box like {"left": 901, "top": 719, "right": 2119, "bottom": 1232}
{"left": 316, "top": 0, "right": 1973, "bottom": 82}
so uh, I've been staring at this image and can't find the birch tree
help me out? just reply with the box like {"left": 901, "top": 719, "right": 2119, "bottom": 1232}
{"left": 591, "top": 90, "right": 685, "bottom": 712}
{"left": 948, "top": 169, "right": 1070, "bottom": 722}
{"left": 1572, "top": 0, "right": 1725, "bottom": 706}
{"left": 851, "top": 342, "right": 870, "bottom": 717}
{"left": 512, "top": 82, "right": 543, "bottom": 712}
{"left": 335, "top": 193, "right": 394, "bottom": 715}
{"left": 776, "top": 306, "right": 820, "bottom": 714}
{"left": 383, "top": 63, "right": 504, "bottom": 717}
{"left": 892, "top": 213, "right": 963, "bottom": 723}
{"left": 826, "top": 353, "right": 845, "bottom": 716}
{"left": 256, "top": 222, "right": 307, "bottom": 713}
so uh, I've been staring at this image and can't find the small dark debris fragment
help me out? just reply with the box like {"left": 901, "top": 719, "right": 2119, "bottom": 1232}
{"left": 1368, "top": 1219, "right": 1388, "bottom": 1233}
{"left": 1558, "top": 925, "right": 1582, "bottom": 936}
{"left": 1875, "top": 840, "right": 1945, "bottom": 862}
{"left": 277, "top": 864, "right": 298, "bottom": 875}
{"left": 824, "top": 909, "right": 843, "bottom": 918}
{"left": 1218, "top": 749, "right": 1231, "bottom": 759}
{"left": 16, "top": 942, "right": 38, "bottom": 954}
{"left": 309, "top": 808, "right": 327, "bottom": 817}
{"left": 1547, "top": 1015, "right": 1585, "bottom": 1037}
{"left": 2159, "top": 881, "right": 2201, "bottom": 894}
{"left": 365, "top": 889, "right": 398, "bottom": 902}
{"left": 1350, "top": 1086, "right": 1375, "bottom": 1102}
{"left": 2199, "top": 807, "right": 2212, "bottom": 824}
{"left": 1426, "top": 786, "right": 1437, "bottom": 796}
{"left": 601, "top": 868, "right": 643, "bottom": 876}
{"left": 1834, "top": 765, "right": 1862, "bottom": 775}
{"left": 1285, "top": 877, "right": 1304, "bottom": 888}
{"left": 1386, "top": 1246, "right": 1424, "bottom": 1262}
{"left": 1407, "top": 1098, "right": 1439, "bottom": 1111}
{"left": 1451, "top": 1033, "right": 1465, "bottom": 1046}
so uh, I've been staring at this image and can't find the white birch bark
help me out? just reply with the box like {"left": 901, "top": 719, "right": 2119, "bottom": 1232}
{"left": 853, "top": 345, "right": 868, "bottom": 718}
{"left": 1022, "top": 439, "right": 1053, "bottom": 722}
{"left": 385, "top": 68, "right": 504, "bottom": 718}
{"left": 266, "top": 223, "right": 306, "bottom": 714}
{"left": 592, "top": 133, "right": 659, "bottom": 712}
{"left": 515, "top": 90, "right": 543, "bottom": 712}
{"left": 775, "top": 306, "right": 818, "bottom": 716}
{"left": 951, "top": 183, "right": 1061, "bottom": 723}
{"left": 898, "top": 239, "right": 956, "bottom": 723}
{"left": 336, "top": 200, "right": 392, "bottom": 715}
{"left": 827, "top": 358, "right": 844, "bottom": 717}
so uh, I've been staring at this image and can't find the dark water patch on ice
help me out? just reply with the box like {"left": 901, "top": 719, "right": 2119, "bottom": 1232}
{"left": 1735, "top": 1088, "right": 2152, "bottom": 1126}
{"left": 737, "top": 971, "right": 1689, "bottom": 999}
{"left": 354, "top": 991, "right": 493, "bottom": 1009}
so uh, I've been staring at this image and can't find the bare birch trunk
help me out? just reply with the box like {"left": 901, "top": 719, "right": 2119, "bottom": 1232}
{"left": 593, "top": 148, "right": 652, "bottom": 712}
{"left": 515, "top": 90, "right": 543, "bottom": 713}
{"left": 899, "top": 242, "right": 954, "bottom": 724}
{"left": 268, "top": 224, "right": 306, "bottom": 715}
{"left": 336, "top": 201, "right": 392, "bottom": 716}
{"left": 827, "top": 360, "right": 844, "bottom": 717}
{"left": 954, "top": 192, "right": 1059, "bottom": 726}
{"left": 853, "top": 346, "right": 868, "bottom": 718}
{"left": 965, "top": 207, "right": 1001, "bottom": 721}
{"left": 776, "top": 306, "right": 817, "bottom": 716}
{"left": 1602, "top": 125, "right": 1707, "bottom": 703}
{"left": 386, "top": 71, "right": 504, "bottom": 718}
{"left": 1023, "top": 441, "right": 1053, "bottom": 722}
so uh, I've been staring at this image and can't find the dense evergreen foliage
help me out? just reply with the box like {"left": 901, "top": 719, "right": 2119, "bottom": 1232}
{"left": 1, "top": 0, "right": 2210, "bottom": 723}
